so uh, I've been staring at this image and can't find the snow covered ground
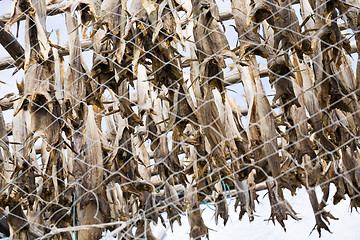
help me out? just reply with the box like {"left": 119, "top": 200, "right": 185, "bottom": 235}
{"left": 150, "top": 185, "right": 360, "bottom": 240}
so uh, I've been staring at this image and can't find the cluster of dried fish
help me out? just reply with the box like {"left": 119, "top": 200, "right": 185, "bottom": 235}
{"left": 0, "top": 0, "right": 359, "bottom": 239}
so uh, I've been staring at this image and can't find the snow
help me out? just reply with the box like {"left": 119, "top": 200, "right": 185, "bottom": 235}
{"left": 150, "top": 185, "right": 360, "bottom": 240}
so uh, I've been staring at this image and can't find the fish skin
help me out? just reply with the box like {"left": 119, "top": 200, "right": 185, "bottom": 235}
{"left": 90, "top": 0, "right": 132, "bottom": 103}
{"left": 164, "top": 182, "right": 183, "bottom": 231}
{"left": 2, "top": 0, "right": 360, "bottom": 238}
{"left": 231, "top": 0, "right": 268, "bottom": 59}
{"left": 191, "top": 1, "right": 228, "bottom": 56}
{"left": 185, "top": 176, "right": 209, "bottom": 240}
{"left": 296, "top": 0, "right": 360, "bottom": 207}
{"left": 214, "top": 91, "right": 251, "bottom": 179}
{"left": 192, "top": 0, "right": 230, "bottom": 100}
{"left": 307, "top": 189, "right": 334, "bottom": 237}
{"left": 214, "top": 182, "right": 229, "bottom": 226}
{"left": 64, "top": 10, "right": 88, "bottom": 127}
{"left": 250, "top": 0, "right": 278, "bottom": 25}
{"left": 234, "top": 179, "right": 256, "bottom": 221}
{"left": 262, "top": 21, "right": 300, "bottom": 111}
{"left": 77, "top": 106, "right": 107, "bottom": 240}
{"left": 0, "top": 195, "right": 35, "bottom": 240}
{"left": 198, "top": 88, "right": 231, "bottom": 178}
{"left": 6, "top": 2, "right": 63, "bottom": 235}
{"left": 275, "top": 53, "right": 317, "bottom": 165}
{"left": 10, "top": 0, "right": 61, "bottom": 150}
{"left": 242, "top": 56, "right": 299, "bottom": 229}
{"left": 135, "top": 220, "right": 158, "bottom": 240}
{"left": 266, "top": 177, "right": 299, "bottom": 231}
{"left": 100, "top": 0, "right": 127, "bottom": 36}
{"left": 339, "top": 0, "right": 360, "bottom": 90}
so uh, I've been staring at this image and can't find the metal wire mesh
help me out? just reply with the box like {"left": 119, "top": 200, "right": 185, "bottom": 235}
{"left": 0, "top": 0, "right": 359, "bottom": 239}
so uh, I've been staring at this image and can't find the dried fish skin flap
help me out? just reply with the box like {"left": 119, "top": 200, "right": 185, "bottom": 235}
{"left": 10, "top": 0, "right": 61, "bottom": 150}
{"left": 6, "top": 1, "right": 65, "bottom": 235}
{"left": 146, "top": 0, "right": 185, "bottom": 46}
{"left": 192, "top": 0, "right": 229, "bottom": 68}
{"left": 248, "top": 93, "right": 280, "bottom": 177}
{"left": 6, "top": 0, "right": 50, "bottom": 61}
{"left": 262, "top": 22, "right": 300, "bottom": 110}
{"left": 197, "top": 89, "right": 231, "bottom": 177}
{"left": 77, "top": 106, "right": 108, "bottom": 239}
{"left": 131, "top": 0, "right": 185, "bottom": 88}
{"left": 191, "top": 0, "right": 236, "bottom": 104}
{"left": 63, "top": 0, "right": 99, "bottom": 38}
{"left": 146, "top": 88, "right": 188, "bottom": 187}
{"left": 231, "top": 0, "right": 268, "bottom": 59}
{"left": 214, "top": 92, "right": 251, "bottom": 178}
{"left": 164, "top": 181, "right": 183, "bottom": 231}
{"left": 18, "top": 65, "right": 62, "bottom": 152}
{"left": 240, "top": 57, "right": 299, "bottom": 229}
{"left": 82, "top": 106, "right": 104, "bottom": 194}
{"left": 285, "top": 90, "right": 316, "bottom": 161}
{"left": 100, "top": 0, "right": 128, "bottom": 35}
{"left": 214, "top": 182, "right": 229, "bottom": 225}
{"left": 63, "top": 9, "right": 88, "bottom": 127}
{"left": 188, "top": 0, "right": 232, "bottom": 180}
{"left": 250, "top": 0, "right": 277, "bottom": 24}
{"left": 339, "top": 0, "right": 360, "bottom": 90}
{"left": 91, "top": 0, "right": 130, "bottom": 92}
{"left": 185, "top": 180, "right": 209, "bottom": 240}
{"left": 241, "top": 57, "right": 280, "bottom": 179}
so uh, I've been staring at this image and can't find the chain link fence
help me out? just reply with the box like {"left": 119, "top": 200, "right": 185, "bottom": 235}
{"left": 0, "top": 0, "right": 359, "bottom": 239}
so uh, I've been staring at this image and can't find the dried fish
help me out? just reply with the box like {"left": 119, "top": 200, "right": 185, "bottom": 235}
{"left": 164, "top": 181, "right": 183, "bottom": 231}
{"left": 242, "top": 56, "right": 299, "bottom": 228}
{"left": 135, "top": 220, "right": 158, "bottom": 240}
{"left": 307, "top": 189, "right": 337, "bottom": 237}
{"left": 234, "top": 176, "right": 256, "bottom": 221}
{"left": 250, "top": 0, "right": 277, "bottom": 24}
{"left": 0, "top": 0, "right": 360, "bottom": 238}
{"left": 192, "top": 0, "right": 231, "bottom": 100}
{"left": 0, "top": 106, "right": 10, "bottom": 163}
{"left": 339, "top": 0, "right": 360, "bottom": 89}
{"left": 0, "top": 195, "right": 37, "bottom": 239}
{"left": 185, "top": 175, "right": 209, "bottom": 240}
{"left": 266, "top": 177, "right": 299, "bottom": 230}
{"left": 232, "top": 0, "right": 268, "bottom": 59}
{"left": 64, "top": 9, "right": 88, "bottom": 129}
{"left": 78, "top": 106, "right": 107, "bottom": 240}
{"left": 63, "top": 0, "right": 99, "bottom": 38}
{"left": 214, "top": 181, "right": 229, "bottom": 225}
{"left": 262, "top": 21, "right": 300, "bottom": 111}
